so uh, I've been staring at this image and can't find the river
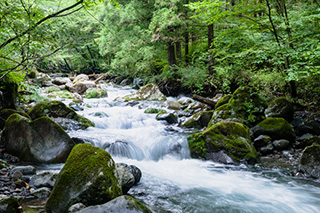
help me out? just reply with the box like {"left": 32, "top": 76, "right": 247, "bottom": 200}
{"left": 59, "top": 84, "right": 320, "bottom": 213}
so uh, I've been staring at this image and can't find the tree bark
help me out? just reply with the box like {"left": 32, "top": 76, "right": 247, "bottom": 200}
{"left": 168, "top": 42, "right": 176, "bottom": 68}
{"left": 208, "top": 24, "right": 215, "bottom": 75}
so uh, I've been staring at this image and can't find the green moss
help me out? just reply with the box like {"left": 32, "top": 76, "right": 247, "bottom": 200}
{"left": 46, "top": 143, "right": 122, "bottom": 212}
{"left": 144, "top": 108, "right": 166, "bottom": 114}
{"left": 0, "top": 108, "right": 30, "bottom": 129}
{"left": 45, "top": 86, "right": 61, "bottom": 93}
{"left": 126, "top": 196, "right": 152, "bottom": 213}
{"left": 208, "top": 104, "right": 235, "bottom": 127}
{"left": 183, "top": 111, "right": 213, "bottom": 129}
{"left": 188, "top": 121, "right": 257, "bottom": 162}
{"left": 84, "top": 88, "right": 108, "bottom": 99}
{"left": 215, "top": 94, "right": 232, "bottom": 109}
{"left": 265, "top": 97, "right": 294, "bottom": 121}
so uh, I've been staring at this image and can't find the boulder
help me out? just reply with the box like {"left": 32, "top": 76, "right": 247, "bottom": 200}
{"left": 28, "top": 101, "right": 94, "bottom": 130}
{"left": 253, "top": 135, "right": 272, "bottom": 148}
{"left": 166, "top": 100, "right": 182, "bottom": 110}
{"left": 215, "top": 94, "right": 232, "bottom": 109}
{"left": 46, "top": 143, "right": 122, "bottom": 213}
{"left": 295, "top": 134, "right": 320, "bottom": 149}
{"left": 265, "top": 97, "right": 294, "bottom": 121}
{"left": 0, "top": 197, "right": 22, "bottom": 213}
{"left": 73, "top": 74, "right": 89, "bottom": 83}
{"left": 69, "top": 80, "right": 96, "bottom": 95}
{"left": 0, "top": 108, "right": 30, "bottom": 130}
{"left": 144, "top": 108, "right": 166, "bottom": 114}
{"left": 29, "top": 172, "right": 58, "bottom": 189}
{"left": 31, "top": 187, "right": 51, "bottom": 198}
{"left": 156, "top": 113, "right": 178, "bottom": 124}
{"left": 188, "top": 120, "right": 258, "bottom": 163}
{"left": 78, "top": 195, "right": 152, "bottom": 213}
{"left": 260, "top": 144, "right": 274, "bottom": 155}
{"left": 124, "top": 84, "right": 166, "bottom": 101}
{"left": 182, "top": 111, "right": 213, "bottom": 129}
{"left": 52, "top": 77, "right": 72, "bottom": 86}
{"left": 251, "top": 118, "right": 296, "bottom": 143}
{"left": 0, "top": 113, "right": 75, "bottom": 163}
{"left": 84, "top": 88, "right": 108, "bottom": 99}
{"left": 116, "top": 164, "right": 135, "bottom": 194}
{"left": 297, "top": 143, "right": 320, "bottom": 179}
{"left": 272, "top": 139, "right": 290, "bottom": 150}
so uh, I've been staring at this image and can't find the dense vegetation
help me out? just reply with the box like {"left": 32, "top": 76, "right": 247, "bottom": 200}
{"left": 1, "top": 0, "right": 320, "bottom": 107}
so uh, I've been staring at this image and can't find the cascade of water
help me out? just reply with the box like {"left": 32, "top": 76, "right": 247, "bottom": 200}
{"left": 66, "top": 85, "right": 320, "bottom": 213}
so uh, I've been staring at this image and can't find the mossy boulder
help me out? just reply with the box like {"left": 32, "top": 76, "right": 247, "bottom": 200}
{"left": 251, "top": 117, "right": 296, "bottom": 143}
{"left": 78, "top": 195, "right": 152, "bottom": 213}
{"left": 84, "top": 88, "right": 108, "bottom": 99}
{"left": 188, "top": 120, "right": 258, "bottom": 163}
{"left": 0, "top": 197, "right": 22, "bottom": 213}
{"left": 265, "top": 97, "right": 294, "bottom": 122}
{"left": 182, "top": 111, "right": 213, "bottom": 129}
{"left": 124, "top": 84, "right": 166, "bottom": 101}
{"left": 0, "top": 108, "right": 30, "bottom": 130}
{"left": 215, "top": 94, "right": 232, "bottom": 109}
{"left": 144, "top": 108, "right": 166, "bottom": 114}
{"left": 209, "top": 87, "right": 266, "bottom": 127}
{"left": 297, "top": 143, "right": 320, "bottom": 179}
{"left": 69, "top": 80, "right": 96, "bottom": 95}
{"left": 0, "top": 113, "right": 75, "bottom": 163}
{"left": 27, "top": 101, "right": 94, "bottom": 130}
{"left": 46, "top": 143, "right": 122, "bottom": 213}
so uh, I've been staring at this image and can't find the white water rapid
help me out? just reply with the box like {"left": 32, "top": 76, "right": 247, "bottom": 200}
{"left": 63, "top": 85, "right": 320, "bottom": 213}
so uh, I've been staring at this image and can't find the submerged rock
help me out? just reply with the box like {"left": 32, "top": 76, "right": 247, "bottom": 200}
{"left": 265, "top": 97, "right": 294, "bottom": 122}
{"left": 46, "top": 143, "right": 122, "bottom": 213}
{"left": 78, "top": 195, "right": 152, "bottom": 213}
{"left": 251, "top": 117, "right": 296, "bottom": 143}
{"left": 188, "top": 120, "right": 258, "bottom": 163}
{"left": 124, "top": 84, "right": 166, "bottom": 101}
{"left": 28, "top": 100, "right": 94, "bottom": 130}
{"left": 297, "top": 143, "right": 320, "bottom": 179}
{"left": 0, "top": 114, "right": 75, "bottom": 163}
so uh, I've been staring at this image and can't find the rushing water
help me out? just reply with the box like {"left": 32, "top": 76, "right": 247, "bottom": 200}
{"left": 62, "top": 85, "right": 320, "bottom": 213}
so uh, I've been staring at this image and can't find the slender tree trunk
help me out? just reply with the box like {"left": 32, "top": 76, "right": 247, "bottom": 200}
{"left": 168, "top": 42, "right": 176, "bottom": 68}
{"left": 185, "top": 32, "right": 189, "bottom": 64}
{"left": 208, "top": 24, "right": 215, "bottom": 75}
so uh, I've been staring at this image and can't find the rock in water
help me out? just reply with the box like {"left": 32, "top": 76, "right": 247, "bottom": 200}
{"left": 27, "top": 100, "right": 94, "bottom": 130}
{"left": 188, "top": 120, "right": 258, "bottom": 163}
{"left": 0, "top": 113, "right": 75, "bottom": 163}
{"left": 124, "top": 84, "right": 166, "bottom": 101}
{"left": 46, "top": 143, "right": 122, "bottom": 213}
{"left": 297, "top": 143, "right": 320, "bottom": 179}
{"left": 78, "top": 195, "right": 152, "bottom": 213}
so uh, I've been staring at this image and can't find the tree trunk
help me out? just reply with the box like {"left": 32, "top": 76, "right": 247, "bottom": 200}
{"left": 185, "top": 32, "right": 189, "bottom": 64}
{"left": 168, "top": 42, "right": 176, "bottom": 68}
{"left": 208, "top": 24, "right": 215, "bottom": 75}
{"left": 175, "top": 42, "right": 182, "bottom": 63}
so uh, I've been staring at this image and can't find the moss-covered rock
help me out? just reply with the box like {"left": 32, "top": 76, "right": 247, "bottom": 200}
{"left": 265, "top": 97, "right": 294, "bottom": 121}
{"left": 0, "top": 113, "right": 75, "bottom": 163}
{"left": 78, "top": 195, "right": 152, "bottom": 213}
{"left": 297, "top": 143, "right": 320, "bottom": 179}
{"left": 0, "top": 197, "right": 22, "bottom": 213}
{"left": 188, "top": 121, "right": 258, "bottom": 163}
{"left": 0, "top": 108, "right": 30, "bottom": 130}
{"left": 208, "top": 104, "right": 239, "bottom": 127}
{"left": 251, "top": 117, "right": 296, "bottom": 143}
{"left": 27, "top": 101, "right": 94, "bottom": 130}
{"left": 182, "top": 111, "right": 213, "bottom": 129}
{"left": 215, "top": 94, "right": 232, "bottom": 109}
{"left": 144, "top": 108, "right": 166, "bottom": 114}
{"left": 124, "top": 84, "right": 166, "bottom": 101}
{"left": 46, "top": 143, "right": 122, "bottom": 213}
{"left": 45, "top": 86, "right": 61, "bottom": 93}
{"left": 84, "top": 88, "right": 108, "bottom": 99}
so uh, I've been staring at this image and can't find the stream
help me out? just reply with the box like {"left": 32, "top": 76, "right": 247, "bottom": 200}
{"left": 48, "top": 85, "right": 320, "bottom": 212}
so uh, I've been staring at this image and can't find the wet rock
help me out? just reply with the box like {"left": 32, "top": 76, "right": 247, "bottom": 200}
{"left": 182, "top": 111, "right": 213, "bottom": 129}
{"left": 291, "top": 111, "right": 320, "bottom": 136}
{"left": 29, "top": 172, "right": 57, "bottom": 189}
{"left": 0, "top": 160, "right": 10, "bottom": 170}
{"left": 46, "top": 143, "right": 122, "bottom": 213}
{"left": 11, "top": 171, "right": 23, "bottom": 182}
{"left": 10, "top": 166, "right": 36, "bottom": 177}
{"left": 0, "top": 197, "right": 22, "bottom": 213}
{"left": 297, "top": 143, "right": 320, "bottom": 179}
{"left": 260, "top": 144, "right": 274, "bottom": 155}
{"left": 69, "top": 81, "right": 96, "bottom": 95}
{"left": 1, "top": 114, "right": 75, "bottom": 163}
{"left": 253, "top": 135, "right": 272, "bottom": 148}
{"left": 116, "top": 164, "right": 135, "bottom": 194}
{"left": 265, "top": 97, "right": 294, "bottom": 122}
{"left": 84, "top": 87, "right": 108, "bottom": 99}
{"left": 273, "top": 139, "right": 290, "bottom": 150}
{"left": 68, "top": 203, "right": 86, "bottom": 212}
{"left": 78, "top": 195, "right": 152, "bottom": 213}
{"left": 120, "top": 79, "right": 132, "bottom": 86}
{"left": 52, "top": 77, "right": 72, "bottom": 86}
{"left": 295, "top": 134, "right": 320, "bottom": 149}
{"left": 28, "top": 100, "right": 94, "bottom": 130}
{"left": 166, "top": 100, "right": 182, "bottom": 110}
{"left": 205, "top": 151, "right": 235, "bottom": 164}
{"left": 188, "top": 120, "right": 258, "bottom": 163}
{"left": 31, "top": 187, "right": 51, "bottom": 198}
{"left": 156, "top": 113, "right": 178, "bottom": 124}
{"left": 251, "top": 118, "right": 296, "bottom": 143}
{"left": 144, "top": 108, "right": 166, "bottom": 114}
{"left": 124, "top": 84, "right": 166, "bottom": 101}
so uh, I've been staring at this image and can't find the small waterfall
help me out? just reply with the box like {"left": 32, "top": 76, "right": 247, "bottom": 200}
{"left": 103, "top": 140, "right": 145, "bottom": 161}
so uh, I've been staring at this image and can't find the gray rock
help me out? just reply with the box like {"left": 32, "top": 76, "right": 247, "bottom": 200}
{"left": 29, "top": 172, "right": 57, "bottom": 189}
{"left": 166, "top": 101, "right": 182, "bottom": 110}
{"left": 116, "top": 164, "right": 135, "bottom": 194}
{"left": 68, "top": 203, "right": 86, "bottom": 212}
{"left": 156, "top": 113, "right": 178, "bottom": 124}
{"left": 272, "top": 139, "right": 290, "bottom": 150}
{"left": 52, "top": 77, "right": 72, "bottom": 86}
{"left": 124, "top": 84, "right": 166, "bottom": 101}
{"left": 31, "top": 187, "right": 51, "bottom": 198}
{"left": 295, "top": 134, "right": 320, "bottom": 149}
{"left": 10, "top": 166, "right": 36, "bottom": 177}
{"left": 78, "top": 195, "right": 152, "bottom": 213}
{"left": 69, "top": 81, "right": 96, "bottom": 95}
{"left": 265, "top": 97, "right": 294, "bottom": 121}
{"left": 253, "top": 135, "right": 272, "bottom": 148}
{"left": 205, "top": 151, "right": 234, "bottom": 164}
{"left": 260, "top": 144, "right": 274, "bottom": 155}
{"left": 298, "top": 143, "right": 320, "bottom": 179}
{"left": 73, "top": 74, "right": 89, "bottom": 83}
